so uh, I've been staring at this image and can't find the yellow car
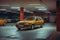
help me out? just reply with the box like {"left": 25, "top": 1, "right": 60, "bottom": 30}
{"left": 0, "top": 19, "right": 7, "bottom": 26}
{"left": 16, "top": 16, "right": 44, "bottom": 30}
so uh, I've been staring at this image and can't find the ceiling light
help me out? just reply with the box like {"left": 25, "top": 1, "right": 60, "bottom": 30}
{"left": 35, "top": 6, "right": 46, "bottom": 8}
{"left": 24, "top": 9, "right": 30, "bottom": 12}
{"left": 11, "top": 7, "right": 20, "bottom": 9}
{"left": 17, "top": 8, "right": 30, "bottom": 12}
{"left": 35, "top": 5, "right": 46, "bottom": 8}
{"left": 38, "top": 8, "right": 47, "bottom": 10}
{"left": 0, "top": 9, "right": 6, "bottom": 10}
{"left": 18, "top": 9, "right": 25, "bottom": 11}
{"left": 0, "top": 5, "right": 10, "bottom": 6}
{"left": 28, "top": 4, "right": 41, "bottom": 5}
{"left": 35, "top": 6, "right": 47, "bottom": 10}
{"left": 18, "top": 9, "right": 20, "bottom": 10}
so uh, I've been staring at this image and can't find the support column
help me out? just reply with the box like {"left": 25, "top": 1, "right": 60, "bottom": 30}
{"left": 57, "top": 7, "right": 60, "bottom": 31}
{"left": 20, "top": 7, "right": 24, "bottom": 21}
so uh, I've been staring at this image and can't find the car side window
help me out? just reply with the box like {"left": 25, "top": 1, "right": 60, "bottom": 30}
{"left": 38, "top": 17, "right": 42, "bottom": 20}
{"left": 36, "top": 18, "right": 39, "bottom": 21}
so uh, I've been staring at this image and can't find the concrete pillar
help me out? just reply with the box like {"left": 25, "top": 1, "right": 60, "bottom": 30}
{"left": 57, "top": 7, "right": 60, "bottom": 31}
{"left": 20, "top": 7, "right": 24, "bottom": 21}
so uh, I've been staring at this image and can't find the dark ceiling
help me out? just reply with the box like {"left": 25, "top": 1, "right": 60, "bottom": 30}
{"left": 57, "top": 0, "right": 60, "bottom": 7}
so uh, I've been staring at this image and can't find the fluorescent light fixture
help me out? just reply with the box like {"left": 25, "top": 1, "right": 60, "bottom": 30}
{"left": 0, "top": 5, "right": 9, "bottom": 6}
{"left": 17, "top": 9, "right": 26, "bottom": 11}
{"left": 24, "top": 9, "right": 26, "bottom": 11}
{"left": 35, "top": 6, "right": 47, "bottom": 10}
{"left": 17, "top": 8, "right": 30, "bottom": 12}
{"left": 0, "top": 9, "right": 6, "bottom": 10}
{"left": 38, "top": 8, "right": 47, "bottom": 10}
{"left": 24, "top": 9, "right": 33, "bottom": 13}
{"left": 11, "top": 7, "right": 20, "bottom": 9}
{"left": 28, "top": 4, "right": 41, "bottom": 5}
{"left": 35, "top": 6, "right": 46, "bottom": 8}
{"left": 24, "top": 9, "right": 30, "bottom": 12}
{"left": 18, "top": 9, "right": 20, "bottom": 10}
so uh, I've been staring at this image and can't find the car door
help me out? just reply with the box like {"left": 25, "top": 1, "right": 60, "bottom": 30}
{"left": 38, "top": 17, "right": 44, "bottom": 25}
{"left": 35, "top": 17, "right": 40, "bottom": 24}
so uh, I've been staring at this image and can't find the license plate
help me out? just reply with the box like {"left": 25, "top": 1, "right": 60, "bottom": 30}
{"left": 35, "top": 25, "right": 40, "bottom": 27}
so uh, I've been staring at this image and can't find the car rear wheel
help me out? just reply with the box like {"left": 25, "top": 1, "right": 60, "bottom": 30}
{"left": 17, "top": 28, "right": 20, "bottom": 31}
{"left": 17, "top": 28, "right": 23, "bottom": 31}
{"left": 31, "top": 24, "right": 34, "bottom": 29}
{"left": 40, "top": 25, "right": 43, "bottom": 28}
{"left": 34, "top": 25, "right": 43, "bottom": 28}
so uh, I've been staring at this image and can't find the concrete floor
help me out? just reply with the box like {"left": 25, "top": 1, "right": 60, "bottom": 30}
{"left": 0, "top": 23, "right": 56, "bottom": 40}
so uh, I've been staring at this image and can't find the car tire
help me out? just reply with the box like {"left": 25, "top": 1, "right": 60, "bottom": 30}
{"left": 31, "top": 24, "right": 34, "bottom": 29}
{"left": 40, "top": 25, "right": 43, "bottom": 28}
{"left": 2, "top": 24, "right": 5, "bottom": 26}
{"left": 17, "top": 28, "right": 23, "bottom": 31}
{"left": 17, "top": 28, "right": 20, "bottom": 31}
{"left": 34, "top": 25, "right": 43, "bottom": 28}
{"left": 3, "top": 24, "right": 4, "bottom": 26}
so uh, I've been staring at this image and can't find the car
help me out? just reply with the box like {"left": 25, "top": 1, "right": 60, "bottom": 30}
{"left": 0, "top": 18, "right": 7, "bottom": 26}
{"left": 7, "top": 18, "right": 20, "bottom": 23}
{"left": 16, "top": 16, "right": 44, "bottom": 30}
{"left": 44, "top": 18, "right": 48, "bottom": 23}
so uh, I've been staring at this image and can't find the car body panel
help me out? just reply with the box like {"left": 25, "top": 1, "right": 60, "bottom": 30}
{"left": 0, "top": 19, "right": 7, "bottom": 25}
{"left": 16, "top": 16, "right": 44, "bottom": 29}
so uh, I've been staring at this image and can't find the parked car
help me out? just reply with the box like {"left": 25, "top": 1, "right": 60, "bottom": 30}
{"left": 44, "top": 18, "right": 48, "bottom": 23}
{"left": 0, "top": 18, "right": 7, "bottom": 26}
{"left": 16, "top": 16, "right": 44, "bottom": 30}
{"left": 7, "top": 19, "right": 20, "bottom": 23}
{"left": 7, "top": 19, "right": 12, "bottom": 23}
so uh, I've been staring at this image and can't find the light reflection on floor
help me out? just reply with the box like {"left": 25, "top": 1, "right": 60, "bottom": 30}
{"left": 0, "top": 23, "right": 56, "bottom": 40}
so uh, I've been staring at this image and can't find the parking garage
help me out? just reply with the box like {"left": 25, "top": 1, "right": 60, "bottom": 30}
{"left": 0, "top": 0, "right": 56, "bottom": 40}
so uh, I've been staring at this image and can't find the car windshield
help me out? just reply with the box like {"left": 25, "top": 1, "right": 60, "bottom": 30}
{"left": 24, "top": 17, "right": 34, "bottom": 20}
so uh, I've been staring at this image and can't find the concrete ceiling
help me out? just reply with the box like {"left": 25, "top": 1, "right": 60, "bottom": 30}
{"left": 0, "top": 0, "right": 56, "bottom": 12}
